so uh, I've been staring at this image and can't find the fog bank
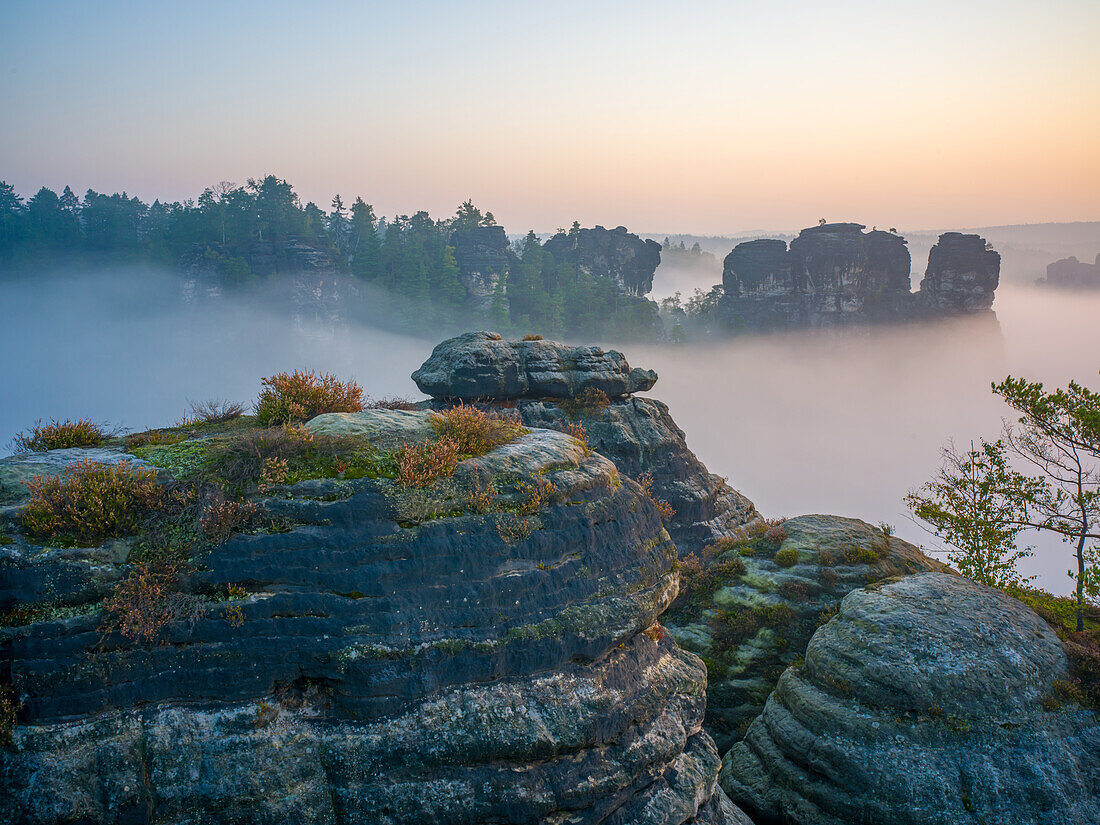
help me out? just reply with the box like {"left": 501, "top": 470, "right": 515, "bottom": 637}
{"left": 1, "top": 271, "right": 1097, "bottom": 594}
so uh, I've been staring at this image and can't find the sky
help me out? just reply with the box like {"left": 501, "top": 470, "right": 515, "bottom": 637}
{"left": 2, "top": 0, "right": 1098, "bottom": 234}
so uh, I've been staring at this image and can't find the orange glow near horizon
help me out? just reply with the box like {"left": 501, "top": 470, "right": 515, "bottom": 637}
{"left": 2, "top": 1, "right": 1098, "bottom": 234}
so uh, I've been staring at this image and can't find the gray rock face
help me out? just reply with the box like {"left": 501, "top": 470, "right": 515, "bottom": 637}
{"left": 719, "top": 224, "right": 913, "bottom": 329}
{"left": 449, "top": 225, "right": 516, "bottom": 308}
{"left": 1042, "top": 253, "right": 1100, "bottom": 289}
{"left": 515, "top": 398, "right": 757, "bottom": 549}
{"left": 722, "top": 572, "right": 1100, "bottom": 825}
{"left": 543, "top": 225, "right": 662, "bottom": 297}
{"left": 665, "top": 515, "right": 947, "bottom": 752}
{"left": 917, "top": 231, "right": 1001, "bottom": 312}
{"left": 1, "top": 410, "right": 746, "bottom": 824}
{"left": 412, "top": 330, "right": 658, "bottom": 400}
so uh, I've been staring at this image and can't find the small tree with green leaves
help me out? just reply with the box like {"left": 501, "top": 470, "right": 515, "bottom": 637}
{"left": 994, "top": 376, "right": 1100, "bottom": 631}
{"left": 906, "top": 440, "right": 1040, "bottom": 589}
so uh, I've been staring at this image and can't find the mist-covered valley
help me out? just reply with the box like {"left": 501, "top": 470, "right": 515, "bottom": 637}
{"left": 2, "top": 266, "right": 1097, "bottom": 595}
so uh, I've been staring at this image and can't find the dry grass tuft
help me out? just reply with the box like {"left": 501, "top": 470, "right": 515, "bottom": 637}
{"left": 188, "top": 399, "right": 246, "bottom": 425}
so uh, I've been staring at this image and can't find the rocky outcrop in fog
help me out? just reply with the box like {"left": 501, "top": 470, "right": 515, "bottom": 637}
{"left": 1041, "top": 253, "right": 1100, "bottom": 289}
{"left": 449, "top": 225, "right": 516, "bottom": 309}
{"left": 917, "top": 231, "right": 1001, "bottom": 312}
{"left": 717, "top": 224, "right": 1000, "bottom": 330}
{"left": 543, "top": 225, "right": 662, "bottom": 297}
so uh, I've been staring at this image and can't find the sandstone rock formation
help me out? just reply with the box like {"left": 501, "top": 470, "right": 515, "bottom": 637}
{"left": 1041, "top": 253, "right": 1100, "bottom": 289}
{"left": 719, "top": 224, "right": 912, "bottom": 329}
{"left": 717, "top": 225, "right": 1000, "bottom": 330}
{"left": 543, "top": 225, "right": 662, "bottom": 297}
{"left": 664, "top": 515, "right": 947, "bottom": 752}
{"left": 917, "top": 231, "right": 1001, "bottom": 312}
{"left": 0, "top": 408, "right": 746, "bottom": 824}
{"left": 411, "top": 332, "right": 757, "bottom": 550}
{"left": 412, "top": 330, "right": 658, "bottom": 400}
{"left": 722, "top": 572, "right": 1100, "bottom": 825}
{"left": 449, "top": 225, "right": 516, "bottom": 309}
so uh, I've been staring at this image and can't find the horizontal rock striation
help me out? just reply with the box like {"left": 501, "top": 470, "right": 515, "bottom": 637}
{"left": 722, "top": 572, "right": 1100, "bottom": 825}
{"left": 1, "top": 410, "right": 746, "bottom": 824}
{"left": 717, "top": 225, "right": 1000, "bottom": 330}
{"left": 412, "top": 330, "right": 658, "bottom": 400}
{"left": 543, "top": 225, "right": 662, "bottom": 297}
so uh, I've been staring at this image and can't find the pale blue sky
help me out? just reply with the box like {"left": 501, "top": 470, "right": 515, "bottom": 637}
{"left": 2, "top": 0, "right": 1098, "bottom": 232}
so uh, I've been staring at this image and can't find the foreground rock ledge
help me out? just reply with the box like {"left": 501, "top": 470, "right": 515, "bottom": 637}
{"left": 1, "top": 410, "right": 747, "bottom": 824}
{"left": 722, "top": 572, "right": 1100, "bottom": 825}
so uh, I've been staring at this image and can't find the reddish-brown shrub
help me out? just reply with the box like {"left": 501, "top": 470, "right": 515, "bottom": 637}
{"left": 12, "top": 418, "right": 109, "bottom": 452}
{"left": 254, "top": 369, "right": 363, "bottom": 425}
{"left": 522, "top": 334, "right": 544, "bottom": 341}
{"left": 21, "top": 461, "right": 162, "bottom": 544}
{"left": 200, "top": 498, "right": 259, "bottom": 542}
{"left": 637, "top": 472, "right": 675, "bottom": 520}
{"left": 99, "top": 561, "right": 185, "bottom": 644}
{"left": 516, "top": 474, "right": 555, "bottom": 515}
{"left": 394, "top": 437, "right": 461, "bottom": 487}
{"left": 429, "top": 404, "right": 523, "bottom": 456}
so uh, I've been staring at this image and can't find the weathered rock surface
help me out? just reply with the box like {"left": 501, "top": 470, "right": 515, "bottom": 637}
{"left": 722, "top": 572, "right": 1100, "bottom": 825}
{"left": 918, "top": 231, "right": 1001, "bottom": 312}
{"left": 1041, "top": 253, "right": 1100, "bottom": 289}
{"left": 717, "top": 224, "right": 1000, "bottom": 330}
{"left": 543, "top": 225, "right": 662, "bottom": 297}
{"left": 1, "top": 409, "right": 746, "bottom": 824}
{"left": 412, "top": 330, "right": 658, "bottom": 400}
{"left": 665, "top": 515, "right": 947, "bottom": 751}
{"left": 449, "top": 225, "right": 516, "bottom": 309}
{"left": 515, "top": 398, "right": 757, "bottom": 548}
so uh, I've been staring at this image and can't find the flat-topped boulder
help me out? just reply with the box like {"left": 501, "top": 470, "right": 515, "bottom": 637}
{"left": 412, "top": 330, "right": 658, "bottom": 400}
{"left": 722, "top": 572, "right": 1100, "bottom": 825}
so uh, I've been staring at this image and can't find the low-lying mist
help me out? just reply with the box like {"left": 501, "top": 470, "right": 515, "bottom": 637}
{"left": 1, "top": 270, "right": 1097, "bottom": 594}
{"left": 632, "top": 285, "right": 1100, "bottom": 595}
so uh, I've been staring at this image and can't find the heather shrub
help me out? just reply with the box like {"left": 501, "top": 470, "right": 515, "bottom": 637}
{"left": 12, "top": 418, "right": 109, "bottom": 452}
{"left": 637, "top": 472, "right": 675, "bottom": 519}
{"left": 21, "top": 460, "right": 162, "bottom": 544}
{"left": 394, "top": 437, "right": 461, "bottom": 487}
{"left": 560, "top": 387, "right": 611, "bottom": 418}
{"left": 254, "top": 369, "right": 363, "bottom": 425}
{"left": 495, "top": 512, "right": 536, "bottom": 544}
{"left": 842, "top": 544, "right": 882, "bottom": 565}
{"left": 429, "top": 404, "right": 523, "bottom": 456}
{"left": 516, "top": 474, "right": 555, "bottom": 515}
{"left": 774, "top": 547, "right": 800, "bottom": 568}
{"left": 522, "top": 334, "right": 544, "bottom": 341}
{"left": 762, "top": 522, "right": 789, "bottom": 549}
{"left": 99, "top": 560, "right": 194, "bottom": 644}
